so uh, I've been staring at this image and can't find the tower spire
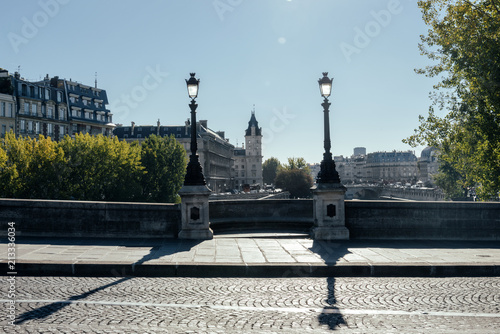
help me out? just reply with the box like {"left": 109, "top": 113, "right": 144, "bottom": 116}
{"left": 95, "top": 72, "right": 97, "bottom": 88}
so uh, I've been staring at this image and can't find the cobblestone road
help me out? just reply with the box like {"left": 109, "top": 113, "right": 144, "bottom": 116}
{"left": 1, "top": 276, "right": 499, "bottom": 333}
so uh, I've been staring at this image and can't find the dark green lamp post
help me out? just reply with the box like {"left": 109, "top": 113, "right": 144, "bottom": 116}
{"left": 184, "top": 73, "right": 206, "bottom": 186}
{"left": 316, "top": 72, "right": 341, "bottom": 184}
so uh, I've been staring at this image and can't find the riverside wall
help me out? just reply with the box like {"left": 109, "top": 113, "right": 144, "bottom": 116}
{"left": 0, "top": 198, "right": 180, "bottom": 238}
{"left": 1, "top": 199, "right": 499, "bottom": 240}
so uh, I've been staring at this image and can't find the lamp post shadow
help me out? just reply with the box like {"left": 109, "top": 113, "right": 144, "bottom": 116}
{"left": 310, "top": 240, "right": 350, "bottom": 330}
{"left": 13, "top": 238, "right": 203, "bottom": 326}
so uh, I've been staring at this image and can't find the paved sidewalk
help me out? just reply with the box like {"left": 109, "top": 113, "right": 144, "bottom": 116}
{"left": 2, "top": 233, "right": 499, "bottom": 277}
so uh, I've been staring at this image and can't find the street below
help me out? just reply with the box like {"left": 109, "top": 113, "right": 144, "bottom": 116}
{"left": 1, "top": 276, "right": 499, "bottom": 333}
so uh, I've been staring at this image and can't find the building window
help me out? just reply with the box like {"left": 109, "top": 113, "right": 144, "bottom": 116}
{"left": 29, "top": 86, "right": 34, "bottom": 97}
{"left": 48, "top": 123, "right": 53, "bottom": 136}
{"left": 20, "top": 120, "right": 26, "bottom": 133}
{"left": 8, "top": 103, "right": 13, "bottom": 117}
{"left": 59, "top": 125, "right": 65, "bottom": 137}
{"left": 23, "top": 102, "right": 29, "bottom": 114}
{"left": 1, "top": 125, "right": 6, "bottom": 136}
{"left": 31, "top": 104, "right": 37, "bottom": 116}
{"left": 59, "top": 108, "right": 65, "bottom": 120}
{"left": 28, "top": 121, "right": 33, "bottom": 134}
{"left": 35, "top": 122, "right": 40, "bottom": 134}
{"left": 57, "top": 91, "right": 62, "bottom": 103}
{"left": 0, "top": 102, "right": 5, "bottom": 116}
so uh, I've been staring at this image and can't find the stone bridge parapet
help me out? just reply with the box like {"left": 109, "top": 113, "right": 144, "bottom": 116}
{"left": 0, "top": 198, "right": 498, "bottom": 240}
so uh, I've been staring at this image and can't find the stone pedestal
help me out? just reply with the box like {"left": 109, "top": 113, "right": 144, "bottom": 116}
{"left": 311, "top": 183, "right": 349, "bottom": 240}
{"left": 178, "top": 185, "right": 213, "bottom": 240}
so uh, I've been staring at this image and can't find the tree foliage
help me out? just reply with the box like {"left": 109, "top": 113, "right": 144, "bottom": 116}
{"left": 284, "top": 157, "right": 310, "bottom": 172}
{"left": 0, "top": 133, "right": 186, "bottom": 203}
{"left": 58, "top": 133, "right": 144, "bottom": 201}
{"left": 140, "top": 135, "right": 186, "bottom": 203}
{"left": 262, "top": 157, "right": 282, "bottom": 185}
{"left": 275, "top": 157, "right": 313, "bottom": 198}
{"left": 404, "top": 0, "right": 500, "bottom": 199}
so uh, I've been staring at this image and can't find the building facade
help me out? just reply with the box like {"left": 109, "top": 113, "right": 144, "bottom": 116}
{"left": 331, "top": 148, "right": 422, "bottom": 185}
{"left": 418, "top": 146, "right": 439, "bottom": 185}
{"left": 0, "top": 68, "right": 114, "bottom": 140}
{"left": 113, "top": 119, "right": 235, "bottom": 193}
{"left": 365, "top": 151, "right": 418, "bottom": 183}
{"left": 233, "top": 112, "right": 263, "bottom": 189}
{"left": 0, "top": 92, "right": 16, "bottom": 137}
{"left": 58, "top": 77, "right": 114, "bottom": 137}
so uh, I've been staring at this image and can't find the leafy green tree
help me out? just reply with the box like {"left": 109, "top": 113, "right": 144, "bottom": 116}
{"left": 140, "top": 134, "right": 187, "bottom": 203}
{"left": 285, "top": 157, "right": 308, "bottom": 170}
{"left": 59, "top": 133, "right": 143, "bottom": 201}
{"left": 404, "top": 0, "right": 500, "bottom": 200}
{"left": 275, "top": 169, "right": 313, "bottom": 198}
{"left": 23, "top": 135, "right": 67, "bottom": 199}
{"left": 100, "top": 136, "right": 144, "bottom": 201}
{"left": 0, "top": 133, "right": 188, "bottom": 202}
{"left": 0, "top": 133, "right": 20, "bottom": 197}
{"left": 262, "top": 157, "right": 281, "bottom": 185}
{"left": 275, "top": 157, "right": 313, "bottom": 198}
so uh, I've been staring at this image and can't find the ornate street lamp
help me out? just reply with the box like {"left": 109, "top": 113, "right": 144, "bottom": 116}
{"left": 316, "top": 72, "right": 341, "bottom": 184}
{"left": 184, "top": 73, "right": 206, "bottom": 186}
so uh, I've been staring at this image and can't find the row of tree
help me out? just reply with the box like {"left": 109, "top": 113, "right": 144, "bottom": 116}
{"left": 263, "top": 157, "right": 314, "bottom": 198}
{"left": 0, "top": 133, "right": 186, "bottom": 203}
{"left": 405, "top": 0, "right": 500, "bottom": 200}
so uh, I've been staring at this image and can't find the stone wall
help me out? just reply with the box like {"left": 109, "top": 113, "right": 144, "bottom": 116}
{"left": 1, "top": 198, "right": 499, "bottom": 240}
{"left": 209, "top": 199, "right": 313, "bottom": 232}
{"left": 0, "top": 199, "right": 180, "bottom": 238}
{"left": 345, "top": 200, "right": 500, "bottom": 240}
{"left": 380, "top": 188, "right": 446, "bottom": 201}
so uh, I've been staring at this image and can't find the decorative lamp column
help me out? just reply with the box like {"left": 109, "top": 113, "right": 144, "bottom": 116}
{"left": 178, "top": 73, "right": 213, "bottom": 240}
{"left": 311, "top": 72, "right": 349, "bottom": 240}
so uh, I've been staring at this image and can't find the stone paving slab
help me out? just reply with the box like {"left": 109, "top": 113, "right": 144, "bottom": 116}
{"left": 1, "top": 235, "right": 499, "bottom": 277}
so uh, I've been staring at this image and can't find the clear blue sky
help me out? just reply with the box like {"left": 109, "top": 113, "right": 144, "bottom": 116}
{"left": 1, "top": 0, "right": 438, "bottom": 164}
